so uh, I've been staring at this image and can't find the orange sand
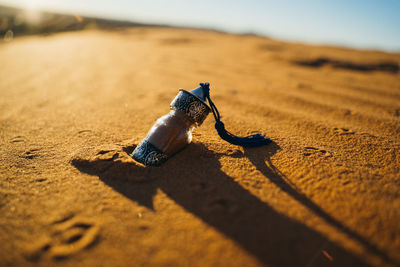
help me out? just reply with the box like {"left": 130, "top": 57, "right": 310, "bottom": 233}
{"left": 0, "top": 28, "right": 399, "bottom": 266}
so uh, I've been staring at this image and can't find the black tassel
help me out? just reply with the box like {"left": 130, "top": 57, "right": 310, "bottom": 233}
{"left": 200, "top": 83, "right": 271, "bottom": 147}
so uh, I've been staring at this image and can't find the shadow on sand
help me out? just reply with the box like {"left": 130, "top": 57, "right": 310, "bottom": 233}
{"left": 244, "top": 144, "right": 396, "bottom": 267}
{"left": 71, "top": 141, "right": 376, "bottom": 267}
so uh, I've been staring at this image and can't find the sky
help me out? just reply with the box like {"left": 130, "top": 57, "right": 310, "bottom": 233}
{"left": 1, "top": 0, "right": 400, "bottom": 52}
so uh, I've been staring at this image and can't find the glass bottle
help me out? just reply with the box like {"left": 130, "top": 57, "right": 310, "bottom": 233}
{"left": 131, "top": 86, "right": 210, "bottom": 166}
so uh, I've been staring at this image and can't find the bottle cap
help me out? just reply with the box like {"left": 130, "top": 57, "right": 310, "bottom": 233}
{"left": 170, "top": 86, "right": 211, "bottom": 126}
{"left": 187, "top": 85, "right": 208, "bottom": 106}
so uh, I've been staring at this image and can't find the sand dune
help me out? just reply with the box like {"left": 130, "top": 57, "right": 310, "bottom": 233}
{"left": 0, "top": 28, "right": 399, "bottom": 266}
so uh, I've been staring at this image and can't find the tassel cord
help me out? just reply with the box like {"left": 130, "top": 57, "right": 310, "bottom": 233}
{"left": 200, "top": 83, "right": 220, "bottom": 122}
{"left": 199, "top": 83, "right": 271, "bottom": 147}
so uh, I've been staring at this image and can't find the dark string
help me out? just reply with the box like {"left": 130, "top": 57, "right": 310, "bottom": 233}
{"left": 199, "top": 82, "right": 271, "bottom": 147}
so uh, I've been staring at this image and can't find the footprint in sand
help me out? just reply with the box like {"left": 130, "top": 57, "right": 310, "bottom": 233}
{"left": 11, "top": 136, "right": 25, "bottom": 143}
{"left": 77, "top": 129, "right": 92, "bottom": 137}
{"left": 21, "top": 149, "right": 41, "bottom": 159}
{"left": 206, "top": 197, "right": 238, "bottom": 214}
{"left": 333, "top": 128, "right": 355, "bottom": 135}
{"left": 24, "top": 214, "right": 100, "bottom": 261}
{"left": 95, "top": 149, "right": 120, "bottom": 161}
{"left": 71, "top": 145, "right": 153, "bottom": 182}
{"left": 303, "top": 147, "right": 332, "bottom": 157}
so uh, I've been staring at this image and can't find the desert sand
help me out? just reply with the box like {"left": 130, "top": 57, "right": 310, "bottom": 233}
{"left": 0, "top": 27, "right": 399, "bottom": 266}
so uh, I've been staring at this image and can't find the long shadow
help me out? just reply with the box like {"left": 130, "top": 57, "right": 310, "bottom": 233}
{"left": 72, "top": 142, "right": 369, "bottom": 267}
{"left": 244, "top": 144, "right": 397, "bottom": 266}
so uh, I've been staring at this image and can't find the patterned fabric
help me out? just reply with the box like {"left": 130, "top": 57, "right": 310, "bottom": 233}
{"left": 170, "top": 90, "right": 210, "bottom": 125}
{"left": 131, "top": 140, "right": 168, "bottom": 167}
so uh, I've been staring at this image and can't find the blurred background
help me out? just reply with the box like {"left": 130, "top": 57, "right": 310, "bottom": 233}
{"left": 1, "top": 0, "right": 400, "bottom": 52}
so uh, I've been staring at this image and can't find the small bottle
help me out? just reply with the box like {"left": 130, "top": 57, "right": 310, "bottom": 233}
{"left": 132, "top": 85, "right": 210, "bottom": 166}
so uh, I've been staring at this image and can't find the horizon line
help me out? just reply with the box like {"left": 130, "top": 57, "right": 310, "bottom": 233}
{"left": 1, "top": 2, "right": 400, "bottom": 54}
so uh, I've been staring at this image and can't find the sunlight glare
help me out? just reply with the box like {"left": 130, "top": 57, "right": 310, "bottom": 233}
{"left": 23, "top": 0, "right": 46, "bottom": 10}
{"left": 22, "top": 0, "right": 46, "bottom": 24}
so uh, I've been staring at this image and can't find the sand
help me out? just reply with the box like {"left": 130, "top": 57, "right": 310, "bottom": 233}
{"left": 0, "top": 27, "right": 399, "bottom": 266}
